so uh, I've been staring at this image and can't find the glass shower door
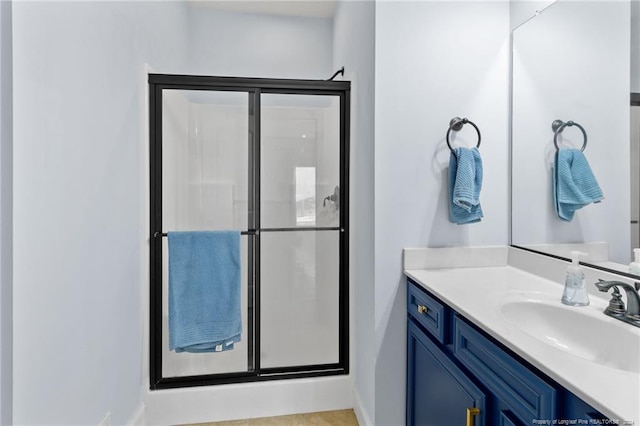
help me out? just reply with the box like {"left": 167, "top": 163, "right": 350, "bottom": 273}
{"left": 259, "top": 94, "right": 342, "bottom": 369}
{"left": 149, "top": 74, "right": 350, "bottom": 389}
{"left": 160, "top": 89, "right": 252, "bottom": 378}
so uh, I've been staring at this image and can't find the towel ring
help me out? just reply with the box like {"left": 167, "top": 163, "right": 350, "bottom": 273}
{"left": 552, "top": 119, "right": 587, "bottom": 151}
{"left": 446, "top": 117, "right": 481, "bottom": 157}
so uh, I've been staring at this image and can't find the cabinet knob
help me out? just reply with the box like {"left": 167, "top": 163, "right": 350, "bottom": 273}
{"left": 417, "top": 305, "right": 428, "bottom": 314}
{"left": 466, "top": 407, "right": 480, "bottom": 426}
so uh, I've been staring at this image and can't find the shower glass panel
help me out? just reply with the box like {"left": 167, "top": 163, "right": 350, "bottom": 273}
{"left": 260, "top": 231, "right": 340, "bottom": 368}
{"left": 261, "top": 94, "right": 340, "bottom": 229}
{"left": 162, "top": 90, "right": 249, "bottom": 231}
{"left": 160, "top": 89, "right": 251, "bottom": 377}
{"left": 150, "top": 74, "right": 349, "bottom": 389}
{"left": 259, "top": 93, "right": 341, "bottom": 369}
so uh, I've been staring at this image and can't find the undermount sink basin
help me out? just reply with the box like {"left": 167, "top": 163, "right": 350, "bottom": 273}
{"left": 500, "top": 300, "right": 640, "bottom": 373}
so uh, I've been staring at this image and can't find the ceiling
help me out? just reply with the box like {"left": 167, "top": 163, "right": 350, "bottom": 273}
{"left": 186, "top": 0, "right": 338, "bottom": 18}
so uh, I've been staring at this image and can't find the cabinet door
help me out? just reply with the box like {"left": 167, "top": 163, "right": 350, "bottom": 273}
{"left": 453, "top": 315, "right": 556, "bottom": 424}
{"left": 407, "top": 320, "right": 486, "bottom": 426}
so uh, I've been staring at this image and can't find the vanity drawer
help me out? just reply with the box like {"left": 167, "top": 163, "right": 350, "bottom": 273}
{"left": 407, "top": 280, "right": 447, "bottom": 344}
{"left": 453, "top": 315, "right": 556, "bottom": 423}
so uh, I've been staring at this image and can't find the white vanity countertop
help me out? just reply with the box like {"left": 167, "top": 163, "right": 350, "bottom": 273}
{"left": 405, "top": 265, "right": 640, "bottom": 424}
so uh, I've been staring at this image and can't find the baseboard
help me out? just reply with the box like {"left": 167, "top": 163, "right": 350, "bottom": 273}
{"left": 144, "top": 376, "right": 354, "bottom": 425}
{"left": 353, "top": 390, "right": 373, "bottom": 426}
{"left": 126, "top": 403, "right": 145, "bottom": 426}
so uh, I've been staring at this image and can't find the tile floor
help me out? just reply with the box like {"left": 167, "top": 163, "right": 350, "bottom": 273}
{"left": 186, "top": 409, "right": 359, "bottom": 426}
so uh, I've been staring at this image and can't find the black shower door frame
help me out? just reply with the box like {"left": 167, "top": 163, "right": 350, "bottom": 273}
{"left": 149, "top": 74, "right": 350, "bottom": 390}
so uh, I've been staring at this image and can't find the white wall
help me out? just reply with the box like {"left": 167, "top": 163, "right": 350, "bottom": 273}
{"left": 0, "top": 1, "right": 12, "bottom": 424}
{"left": 332, "top": 1, "right": 375, "bottom": 425}
{"left": 374, "top": 2, "right": 510, "bottom": 424}
{"left": 187, "top": 5, "right": 333, "bottom": 80}
{"left": 11, "top": 2, "right": 189, "bottom": 424}
{"left": 511, "top": 1, "right": 631, "bottom": 264}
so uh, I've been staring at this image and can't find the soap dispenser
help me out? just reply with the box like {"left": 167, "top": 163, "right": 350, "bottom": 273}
{"left": 561, "top": 251, "right": 589, "bottom": 306}
{"left": 629, "top": 248, "right": 640, "bottom": 275}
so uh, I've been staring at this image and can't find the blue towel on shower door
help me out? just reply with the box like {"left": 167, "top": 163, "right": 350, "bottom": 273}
{"left": 449, "top": 147, "right": 484, "bottom": 224}
{"left": 553, "top": 149, "right": 603, "bottom": 221}
{"left": 168, "top": 231, "right": 242, "bottom": 353}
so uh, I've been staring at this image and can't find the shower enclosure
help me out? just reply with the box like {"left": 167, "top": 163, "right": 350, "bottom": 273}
{"left": 149, "top": 74, "right": 350, "bottom": 389}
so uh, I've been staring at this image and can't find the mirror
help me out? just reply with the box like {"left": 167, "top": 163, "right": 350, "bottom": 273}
{"left": 511, "top": 0, "right": 639, "bottom": 276}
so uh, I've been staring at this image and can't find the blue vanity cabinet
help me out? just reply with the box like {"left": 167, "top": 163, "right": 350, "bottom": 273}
{"left": 558, "top": 390, "right": 605, "bottom": 421}
{"left": 407, "top": 320, "right": 487, "bottom": 426}
{"left": 453, "top": 315, "right": 556, "bottom": 425}
{"left": 407, "top": 278, "right": 593, "bottom": 426}
{"left": 407, "top": 278, "right": 609, "bottom": 425}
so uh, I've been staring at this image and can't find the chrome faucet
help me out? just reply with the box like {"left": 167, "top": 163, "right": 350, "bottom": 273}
{"left": 595, "top": 279, "right": 640, "bottom": 328}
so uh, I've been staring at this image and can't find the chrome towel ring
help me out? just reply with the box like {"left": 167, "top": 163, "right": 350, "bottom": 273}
{"left": 446, "top": 117, "right": 481, "bottom": 158}
{"left": 552, "top": 119, "right": 587, "bottom": 151}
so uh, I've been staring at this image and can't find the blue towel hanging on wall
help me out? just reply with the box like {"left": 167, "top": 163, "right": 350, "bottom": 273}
{"left": 449, "top": 147, "right": 484, "bottom": 224}
{"left": 553, "top": 148, "right": 603, "bottom": 221}
{"left": 168, "top": 230, "right": 242, "bottom": 353}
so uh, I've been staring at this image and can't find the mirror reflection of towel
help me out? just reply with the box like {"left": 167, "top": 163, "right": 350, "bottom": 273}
{"left": 553, "top": 149, "right": 604, "bottom": 222}
{"left": 449, "top": 147, "right": 483, "bottom": 224}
